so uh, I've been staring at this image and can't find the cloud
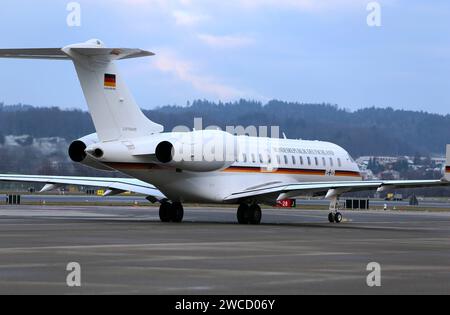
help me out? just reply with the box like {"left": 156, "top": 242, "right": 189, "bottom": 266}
{"left": 107, "top": 0, "right": 171, "bottom": 9}
{"left": 172, "top": 10, "right": 209, "bottom": 26}
{"left": 152, "top": 50, "right": 255, "bottom": 100}
{"left": 107, "top": 0, "right": 373, "bottom": 11}
{"left": 100, "top": 0, "right": 373, "bottom": 17}
{"left": 197, "top": 34, "right": 254, "bottom": 48}
{"left": 221, "top": 0, "right": 376, "bottom": 11}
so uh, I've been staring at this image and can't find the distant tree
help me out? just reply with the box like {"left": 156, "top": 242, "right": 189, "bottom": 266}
{"left": 367, "top": 158, "right": 384, "bottom": 174}
{"left": 16, "top": 135, "right": 34, "bottom": 146}
{"left": 1, "top": 101, "right": 450, "bottom": 157}
{"left": 392, "top": 159, "right": 409, "bottom": 173}
{"left": 413, "top": 153, "right": 422, "bottom": 165}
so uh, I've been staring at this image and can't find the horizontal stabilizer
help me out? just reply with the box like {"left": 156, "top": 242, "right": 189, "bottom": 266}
{"left": 69, "top": 47, "right": 154, "bottom": 61}
{"left": 0, "top": 47, "right": 154, "bottom": 61}
{"left": 0, "top": 48, "right": 69, "bottom": 60}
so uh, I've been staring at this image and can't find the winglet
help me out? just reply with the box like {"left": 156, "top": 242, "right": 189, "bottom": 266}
{"left": 445, "top": 144, "right": 450, "bottom": 181}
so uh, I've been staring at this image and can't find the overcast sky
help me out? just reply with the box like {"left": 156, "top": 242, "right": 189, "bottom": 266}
{"left": 0, "top": 0, "right": 449, "bottom": 114}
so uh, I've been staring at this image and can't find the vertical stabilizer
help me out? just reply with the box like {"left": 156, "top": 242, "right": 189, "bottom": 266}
{"left": 0, "top": 39, "right": 164, "bottom": 142}
{"left": 62, "top": 39, "right": 163, "bottom": 141}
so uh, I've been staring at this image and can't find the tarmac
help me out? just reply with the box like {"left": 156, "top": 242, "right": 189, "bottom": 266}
{"left": 0, "top": 205, "right": 449, "bottom": 294}
{"left": 5, "top": 194, "right": 450, "bottom": 208}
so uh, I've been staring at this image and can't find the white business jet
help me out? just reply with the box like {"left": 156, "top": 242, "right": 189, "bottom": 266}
{"left": 1, "top": 39, "right": 449, "bottom": 224}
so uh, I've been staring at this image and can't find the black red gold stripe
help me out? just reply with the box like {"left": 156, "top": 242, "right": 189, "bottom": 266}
{"left": 103, "top": 162, "right": 361, "bottom": 177}
{"left": 223, "top": 166, "right": 361, "bottom": 177}
{"left": 104, "top": 162, "right": 165, "bottom": 170}
{"left": 334, "top": 170, "right": 363, "bottom": 177}
{"left": 446, "top": 166, "right": 450, "bottom": 173}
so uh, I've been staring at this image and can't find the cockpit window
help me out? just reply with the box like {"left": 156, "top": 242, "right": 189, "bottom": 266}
{"left": 348, "top": 154, "right": 356, "bottom": 163}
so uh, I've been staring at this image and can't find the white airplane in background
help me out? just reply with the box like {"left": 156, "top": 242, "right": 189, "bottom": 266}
{"left": 1, "top": 39, "right": 450, "bottom": 225}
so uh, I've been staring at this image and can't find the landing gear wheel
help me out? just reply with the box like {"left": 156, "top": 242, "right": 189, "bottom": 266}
{"left": 328, "top": 212, "right": 335, "bottom": 223}
{"left": 334, "top": 212, "right": 343, "bottom": 223}
{"left": 171, "top": 202, "right": 184, "bottom": 223}
{"left": 237, "top": 204, "right": 250, "bottom": 224}
{"left": 159, "top": 202, "right": 172, "bottom": 222}
{"left": 237, "top": 204, "right": 262, "bottom": 225}
{"left": 248, "top": 204, "right": 262, "bottom": 225}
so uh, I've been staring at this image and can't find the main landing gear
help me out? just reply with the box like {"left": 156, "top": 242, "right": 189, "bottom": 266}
{"left": 237, "top": 203, "right": 262, "bottom": 225}
{"left": 159, "top": 201, "right": 184, "bottom": 223}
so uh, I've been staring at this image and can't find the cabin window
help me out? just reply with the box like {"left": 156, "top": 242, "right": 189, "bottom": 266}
{"left": 259, "top": 154, "right": 264, "bottom": 163}
{"left": 307, "top": 157, "right": 311, "bottom": 166}
{"left": 314, "top": 157, "right": 319, "bottom": 166}
{"left": 251, "top": 154, "right": 256, "bottom": 164}
{"left": 284, "top": 155, "right": 288, "bottom": 164}
{"left": 330, "top": 158, "right": 334, "bottom": 167}
{"left": 322, "top": 157, "right": 326, "bottom": 166}
{"left": 292, "top": 156, "right": 296, "bottom": 165}
{"left": 337, "top": 158, "right": 342, "bottom": 167}
{"left": 267, "top": 155, "right": 271, "bottom": 164}
{"left": 277, "top": 155, "right": 281, "bottom": 165}
{"left": 299, "top": 156, "right": 304, "bottom": 165}
{"left": 243, "top": 154, "right": 247, "bottom": 163}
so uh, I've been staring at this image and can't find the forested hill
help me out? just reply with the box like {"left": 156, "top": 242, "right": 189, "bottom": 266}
{"left": 1, "top": 100, "right": 449, "bottom": 157}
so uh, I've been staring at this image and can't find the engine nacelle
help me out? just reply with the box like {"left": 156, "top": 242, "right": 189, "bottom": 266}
{"left": 78, "top": 130, "right": 238, "bottom": 173}
{"left": 155, "top": 130, "right": 237, "bottom": 172}
{"left": 68, "top": 133, "right": 112, "bottom": 171}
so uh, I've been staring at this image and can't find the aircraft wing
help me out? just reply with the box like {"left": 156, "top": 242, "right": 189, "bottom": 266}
{"left": 224, "top": 179, "right": 450, "bottom": 203}
{"left": 0, "top": 174, "right": 165, "bottom": 202}
{"left": 227, "top": 145, "right": 450, "bottom": 203}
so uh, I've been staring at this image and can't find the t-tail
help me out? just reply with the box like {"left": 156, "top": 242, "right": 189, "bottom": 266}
{"left": 0, "top": 39, "right": 163, "bottom": 141}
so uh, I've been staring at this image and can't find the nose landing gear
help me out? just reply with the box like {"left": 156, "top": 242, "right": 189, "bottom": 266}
{"left": 328, "top": 211, "right": 343, "bottom": 223}
{"left": 328, "top": 195, "right": 343, "bottom": 223}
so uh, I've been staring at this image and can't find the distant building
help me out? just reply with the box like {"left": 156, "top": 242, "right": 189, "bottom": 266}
{"left": 379, "top": 170, "right": 401, "bottom": 180}
{"left": 431, "top": 157, "right": 446, "bottom": 166}
{"left": 360, "top": 169, "right": 377, "bottom": 180}
{"left": 356, "top": 156, "right": 401, "bottom": 166}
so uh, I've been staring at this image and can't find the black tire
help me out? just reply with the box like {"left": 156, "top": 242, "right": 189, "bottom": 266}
{"left": 159, "top": 202, "right": 172, "bottom": 222}
{"left": 237, "top": 204, "right": 250, "bottom": 224}
{"left": 248, "top": 204, "right": 262, "bottom": 225}
{"left": 328, "top": 212, "right": 335, "bottom": 223}
{"left": 334, "top": 212, "right": 343, "bottom": 223}
{"left": 171, "top": 202, "right": 184, "bottom": 223}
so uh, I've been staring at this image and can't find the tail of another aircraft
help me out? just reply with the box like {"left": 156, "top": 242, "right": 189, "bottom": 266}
{"left": 0, "top": 39, "right": 163, "bottom": 141}
{"left": 445, "top": 144, "right": 450, "bottom": 181}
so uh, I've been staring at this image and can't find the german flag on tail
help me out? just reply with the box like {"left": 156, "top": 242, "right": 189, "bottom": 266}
{"left": 104, "top": 73, "right": 116, "bottom": 89}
